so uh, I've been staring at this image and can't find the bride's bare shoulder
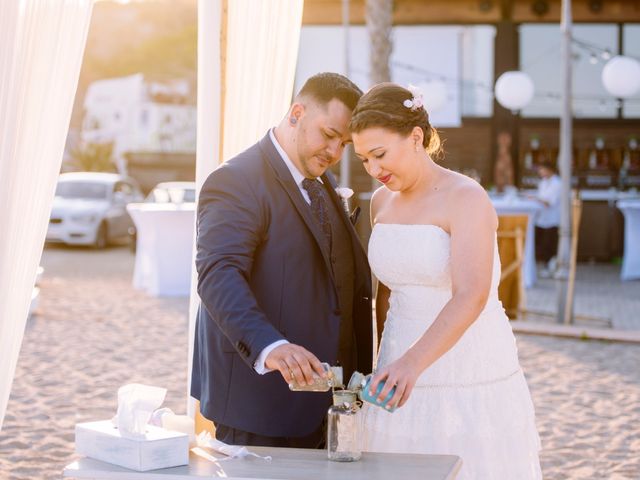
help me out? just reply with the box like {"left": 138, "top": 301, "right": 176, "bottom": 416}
{"left": 371, "top": 184, "right": 389, "bottom": 199}
{"left": 370, "top": 186, "right": 391, "bottom": 223}
{"left": 443, "top": 170, "right": 496, "bottom": 224}
{"left": 443, "top": 170, "right": 489, "bottom": 199}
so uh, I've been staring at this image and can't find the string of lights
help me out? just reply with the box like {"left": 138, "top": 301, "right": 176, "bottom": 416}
{"left": 389, "top": 50, "right": 640, "bottom": 107}
{"left": 571, "top": 37, "right": 640, "bottom": 63}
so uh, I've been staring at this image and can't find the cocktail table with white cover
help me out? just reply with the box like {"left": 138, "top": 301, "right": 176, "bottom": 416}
{"left": 617, "top": 199, "right": 640, "bottom": 281}
{"left": 490, "top": 196, "right": 542, "bottom": 288}
{"left": 127, "top": 203, "right": 195, "bottom": 297}
{"left": 64, "top": 447, "right": 462, "bottom": 480}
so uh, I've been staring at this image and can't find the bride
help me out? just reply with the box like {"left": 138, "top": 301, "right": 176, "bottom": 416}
{"left": 349, "top": 83, "right": 542, "bottom": 479}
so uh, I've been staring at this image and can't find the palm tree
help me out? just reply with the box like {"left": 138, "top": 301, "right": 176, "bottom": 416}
{"left": 366, "top": 0, "right": 394, "bottom": 191}
{"left": 366, "top": 0, "right": 393, "bottom": 84}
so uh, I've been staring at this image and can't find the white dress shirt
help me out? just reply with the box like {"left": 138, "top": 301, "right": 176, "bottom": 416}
{"left": 253, "top": 129, "right": 315, "bottom": 374}
{"left": 269, "top": 128, "right": 315, "bottom": 203}
{"left": 535, "top": 174, "right": 561, "bottom": 228}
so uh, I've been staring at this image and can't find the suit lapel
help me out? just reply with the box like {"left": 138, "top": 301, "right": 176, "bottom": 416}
{"left": 321, "top": 172, "right": 367, "bottom": 256}
{"left": 322, "top": 172, "right": 371, "bottom": 295}
{"left": 258, "top": 134, "right": 335, "bottom": 279}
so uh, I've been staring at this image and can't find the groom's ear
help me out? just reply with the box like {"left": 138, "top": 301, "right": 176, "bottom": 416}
{"left": 289, "top": 103, "right": 305, "bottom": 126}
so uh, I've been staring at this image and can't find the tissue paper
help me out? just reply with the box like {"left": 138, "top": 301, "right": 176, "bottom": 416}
{"left": 114, "top": 383, "right": 166, "bottom": 437}
{"left": 75, "top": 384, "right": 189, "bottom": 471}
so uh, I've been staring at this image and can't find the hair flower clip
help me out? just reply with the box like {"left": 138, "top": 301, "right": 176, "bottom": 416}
{"left": 404, "top": 84, "right": 425, "bottom": 111}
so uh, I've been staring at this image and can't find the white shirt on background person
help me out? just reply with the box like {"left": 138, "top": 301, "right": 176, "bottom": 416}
{"left": 535, "top": 174, "right": 562, "bottom": 228}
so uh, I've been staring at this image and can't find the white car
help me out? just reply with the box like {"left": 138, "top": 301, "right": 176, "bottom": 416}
{"left": 47, "top": 172, "right": 143, "bottom": 248}
{"left": 145, "top": 181, "right": 196, "bottom": 204}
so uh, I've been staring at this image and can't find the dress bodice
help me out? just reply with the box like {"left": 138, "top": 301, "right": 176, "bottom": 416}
{"left": 368, "top": 223, "right": 520, "bottom": 385}
{"left": 369, "top": 223, "right": 501, "bottom": 295}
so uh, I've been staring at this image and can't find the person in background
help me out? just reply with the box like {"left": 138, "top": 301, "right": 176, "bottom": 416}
{"left": 531, "top": 160, "right": 561, "bottom": 278}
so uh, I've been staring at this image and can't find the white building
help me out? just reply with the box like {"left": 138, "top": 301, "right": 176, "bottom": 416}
{"left": 81, "top": 73, "right": 196, "bottom": 173}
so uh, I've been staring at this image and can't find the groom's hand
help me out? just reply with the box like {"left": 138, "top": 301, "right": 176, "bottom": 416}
{"left": 265, "top": 344, "right": 327, "bottom": 386}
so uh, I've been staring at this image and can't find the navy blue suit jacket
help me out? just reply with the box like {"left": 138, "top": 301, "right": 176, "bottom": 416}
{"left": 191, "top": 132, "right": 373, "bottom": 437}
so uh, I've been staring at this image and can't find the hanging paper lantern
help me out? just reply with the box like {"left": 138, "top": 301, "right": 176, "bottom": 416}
{"left": 602, "top": 56, "right": 640, "bottom": 98}
{"left": 494, "top": 71, "right": 535, "bottom": 111}
{"left": 417, "top": 80, "right": 448, "bottom": 113}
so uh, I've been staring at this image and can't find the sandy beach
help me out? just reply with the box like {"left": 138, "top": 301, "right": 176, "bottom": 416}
{"left": 0, "top": 245, "right": 638, "bottom": 479}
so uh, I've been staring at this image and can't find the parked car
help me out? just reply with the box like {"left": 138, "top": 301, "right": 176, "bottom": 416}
{"left": 46, "top": 172, "right": 143, "bottom": 248}
{"left": 128, "top": 181, "right": 196, "bottom": 252}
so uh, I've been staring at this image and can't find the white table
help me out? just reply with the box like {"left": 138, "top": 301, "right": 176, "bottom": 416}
{"left": 64, "top": 447, "right": 462, "bottom": 480}
{"left": 617, "top": 199, "right": 640, "bottom": 281}
{"left": 491, "top": 196, "right": 542, "bottom": 288}
{"left": 127, "top": 203, "right": 196, "bottom": 297}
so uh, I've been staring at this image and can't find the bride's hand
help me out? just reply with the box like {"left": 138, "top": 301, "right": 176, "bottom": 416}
{"left": 368, "top": 351, "right": 423, "bottom": 410}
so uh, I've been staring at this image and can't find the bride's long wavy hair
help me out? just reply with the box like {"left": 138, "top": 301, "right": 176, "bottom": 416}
{"left": 349, "top": 83, "right": 443, "bottom": 160}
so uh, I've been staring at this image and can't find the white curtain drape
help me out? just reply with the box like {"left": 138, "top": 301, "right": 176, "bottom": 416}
{"left": 0, "top": 0, "right": 93, "bottom": 431}
{"left": 187, "top": 0, "right": 304, "bottom": 416}
{"left": 222, "top": 0, "right": 304, "bottom": 161}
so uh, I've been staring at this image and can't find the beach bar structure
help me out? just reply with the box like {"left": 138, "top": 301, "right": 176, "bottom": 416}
{"left": 301, "top": 0, "right": 640, "bottom": 262}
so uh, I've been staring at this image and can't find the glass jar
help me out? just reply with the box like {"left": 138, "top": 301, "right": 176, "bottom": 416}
{"left": 288, "top": 363, "right": 343, "bottom": 392}
{"left": 327, "top": 391, "right": 361, "bottom": 462}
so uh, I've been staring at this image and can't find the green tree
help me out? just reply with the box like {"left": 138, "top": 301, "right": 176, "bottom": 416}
{"left": 68, "top": 142, "right": 117, "bottom": 173}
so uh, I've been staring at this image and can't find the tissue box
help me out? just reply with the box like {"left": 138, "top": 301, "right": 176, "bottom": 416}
{"left": 75, "top": 420, "right": 189, "bottom": 471}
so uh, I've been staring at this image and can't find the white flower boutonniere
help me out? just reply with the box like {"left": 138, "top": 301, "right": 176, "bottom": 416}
{"left": 335, "top": 187, "right": 354, "bottom": 214}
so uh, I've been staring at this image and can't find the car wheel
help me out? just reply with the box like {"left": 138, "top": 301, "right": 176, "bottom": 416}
{"left": 94, "top": 222, "right": 108, "bottom": 249}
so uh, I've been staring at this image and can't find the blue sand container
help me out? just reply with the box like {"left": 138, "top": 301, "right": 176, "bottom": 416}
{"left": 360, "top": 377, "right": 397, "bottom": 412}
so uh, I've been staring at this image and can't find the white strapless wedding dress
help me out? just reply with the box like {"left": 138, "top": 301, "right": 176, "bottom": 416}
{"left": 363, "top": 224, "right": 542, "bottom": 479}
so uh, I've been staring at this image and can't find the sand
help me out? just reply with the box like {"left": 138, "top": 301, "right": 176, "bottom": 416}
{"left": 0, "top": 245, "right": 638, "bottom": 479}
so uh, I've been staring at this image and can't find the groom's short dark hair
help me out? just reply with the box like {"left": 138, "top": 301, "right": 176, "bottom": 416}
{"left": 297, "top": 72, "right": 362, "bottom": 111}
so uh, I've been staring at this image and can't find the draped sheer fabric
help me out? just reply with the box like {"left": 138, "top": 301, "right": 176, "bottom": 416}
{"left": 188, "top": 0, "right": 304, "bottom": 416}
{"left": 222, "top": 0, "right": 304, "bottom": 162}
{"left": 0, "top": 0, "right": 93, "bottom": 430}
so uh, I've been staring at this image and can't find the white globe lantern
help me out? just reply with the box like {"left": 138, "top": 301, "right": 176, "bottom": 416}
{"left": 417, "top": 80, "right": 448, "bottom": 113}
{"left": 494, "top": 71, "right": 535, "bottom": 111}
{"left": 602, "top": 56, "right": 640, "bottom": 98}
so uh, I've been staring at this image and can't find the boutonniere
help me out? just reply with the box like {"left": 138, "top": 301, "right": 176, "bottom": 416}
{"left": 335, "top": 187, "right": 354, "bottom": 214}
{"left": 335, "top": 187, "right": 361, "bottom": 226}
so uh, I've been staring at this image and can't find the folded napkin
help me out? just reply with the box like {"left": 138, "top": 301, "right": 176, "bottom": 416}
{"left": 196, "top": 431, "right": 272, "bottom": 462}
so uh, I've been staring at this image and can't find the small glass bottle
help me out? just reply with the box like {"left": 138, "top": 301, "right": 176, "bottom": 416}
{"left": 288, "top": 363, "right": 343, "bottom": 392}
{"left": 327, "top": 391, "right": 361, "bottom": 462}
{"left": 346, "top": 371, "right": 397, "bottom": 412}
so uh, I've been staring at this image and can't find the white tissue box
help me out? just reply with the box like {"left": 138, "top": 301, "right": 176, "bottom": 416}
{"left": 75, "top": 420, "right": 189, "bottom": 471}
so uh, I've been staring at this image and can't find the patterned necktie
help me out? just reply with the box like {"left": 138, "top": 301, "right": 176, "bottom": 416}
{"left": 302, "top": 178, "right": 332, "bottom": 250}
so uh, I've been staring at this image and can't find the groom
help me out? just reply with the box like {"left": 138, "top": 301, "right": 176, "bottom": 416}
{"left": 191, "top": 72, "right": 373, "bottom": 448}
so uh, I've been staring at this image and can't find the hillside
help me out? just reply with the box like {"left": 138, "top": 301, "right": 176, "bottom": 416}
{"left": 71, "top": 0, "right": 197, "bottom": 129}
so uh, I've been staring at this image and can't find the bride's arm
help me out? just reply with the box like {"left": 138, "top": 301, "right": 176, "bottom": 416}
{"left": 370, "top": 185, "right": 390, "bottom": 345}
{"left": 368, "top": 181, "right": 498, "bottom": 409}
